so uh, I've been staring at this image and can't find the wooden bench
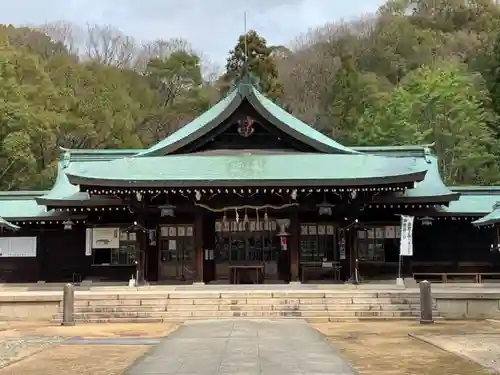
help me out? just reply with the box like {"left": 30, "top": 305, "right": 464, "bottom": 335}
{"left": 478, "top": 273, "right": 500, "bottom": 283}
{"left": 413, "top": 272, "right": 479, "bottom": 283}
{"left": 228, "top": 264, "right": 264, "bottom": 284}
{"left": 301, "top": 264, "right": 341, "bottom": 283}
{"left": 413, "top": 272, "right": 446, "bottom": 283}
{"left": 445, "top": 273, "right": 479, "bottom": 283}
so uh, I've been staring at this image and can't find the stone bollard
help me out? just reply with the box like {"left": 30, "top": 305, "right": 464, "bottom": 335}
{"left": 419, "top": 280, "right": 434, "bottom": 324}
{"left": 61, "top": 283, "right": 75, "bottom": 326}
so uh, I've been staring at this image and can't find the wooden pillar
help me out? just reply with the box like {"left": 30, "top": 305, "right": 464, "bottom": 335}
{"left": 290, "top": 208, "right": 300, "bottom": 282}
{"left": 351, "top": 231, "right": 358, "bottom": 273}
{"left": 137, "top": 213, "right": 147, "bottom": 284}
{"left": 194, "top": 209, "right": 204, "bottom": 283}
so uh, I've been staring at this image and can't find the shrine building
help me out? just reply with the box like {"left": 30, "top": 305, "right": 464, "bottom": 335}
{"left": 0, "top": 80, "right": 499, "bottom": 285}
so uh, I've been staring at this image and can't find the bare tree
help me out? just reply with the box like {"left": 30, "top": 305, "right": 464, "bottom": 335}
{"left": 134, "top": 37, "right": 194, "bottom": 71}
{"left": 37, "top": 21, "right": 83, "bottom": 55}
{"left": 84, "top": 24, "right": 137, "bottom": 68}
{"left": 278, "top": 16, "right": 377, "bottom": 124}
{"left": 201, "top": 59, "right": 223, "bottom": 85}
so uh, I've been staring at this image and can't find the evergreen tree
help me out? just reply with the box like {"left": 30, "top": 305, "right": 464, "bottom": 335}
{"left": 221, "top": 30, "right": 283, "bottom": 100}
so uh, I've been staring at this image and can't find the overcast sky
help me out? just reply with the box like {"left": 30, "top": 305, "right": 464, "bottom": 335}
{"left": 0, "top": 0, "right": 384, "bottom": 63}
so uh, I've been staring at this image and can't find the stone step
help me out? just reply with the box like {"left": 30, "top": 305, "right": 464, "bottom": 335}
{"left": 67, "top": 303, "right": 430, "bottom": 314}
{"left": 52, "top": 316, "right": 443, "bottom": 324}
{"left": 52, "top": 315, "right": 442, "bottom": 325}
{"left": 71, "top": 293, "right": 423, "bottom": 302}
{"left": 52, "top": 315, "right": 430, "bottom": 324}
{"left": 75, "top": 294, "right": 420, "bottom": 301}
{"left": 53, "top": 309, "right": 437, "bottom": 321}
{"left": 76, "top": 297, "right": 423, "bottom": 305}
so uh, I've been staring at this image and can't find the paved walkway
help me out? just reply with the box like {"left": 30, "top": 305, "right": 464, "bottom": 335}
{"left": 123, "top": 320, "right": 358, "bottom": 375}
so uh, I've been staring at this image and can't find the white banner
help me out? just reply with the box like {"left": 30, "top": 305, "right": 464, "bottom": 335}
{"left": 85, "top": 228, "right": 92, "bottom": 256}
{"left": 399, "top": 215, "right": 414, "bottom": 256}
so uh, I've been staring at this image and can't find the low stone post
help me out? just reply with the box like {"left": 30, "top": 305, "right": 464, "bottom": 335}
{"left": 61, "top": 283, "right": 75, "bottom": 326}
{"left": 419, "top": 280, "right": 434, "bottom": 324}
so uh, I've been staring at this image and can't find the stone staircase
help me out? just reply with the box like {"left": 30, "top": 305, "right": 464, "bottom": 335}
{"left": 52, "top": 290, "right": 440, "bottom": 323}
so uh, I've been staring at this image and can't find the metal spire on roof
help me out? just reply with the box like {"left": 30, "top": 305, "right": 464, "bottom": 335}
{"left": 244, "top": 11, "right": 248, "bottom": 64}
{"left": 229, "top": 11, "right": 261, "bottom": 94}
{"left": 240, "top": 11, "right": 251, "bottom": 85}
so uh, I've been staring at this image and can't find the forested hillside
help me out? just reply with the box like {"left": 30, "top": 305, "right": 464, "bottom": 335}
{"left": 1, "top": 0, "right": 500, "bottom": 190}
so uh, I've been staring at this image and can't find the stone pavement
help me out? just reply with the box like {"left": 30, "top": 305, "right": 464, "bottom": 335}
{"left": 123, "top": 320, "right": 358, "bottom": 375}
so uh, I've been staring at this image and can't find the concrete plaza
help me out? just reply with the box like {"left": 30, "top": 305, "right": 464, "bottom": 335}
{"left": 124, "top": 320, "right": 357, "bottom": 375}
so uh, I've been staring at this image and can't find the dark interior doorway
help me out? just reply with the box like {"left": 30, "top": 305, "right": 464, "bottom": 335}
{"left": 202, "top": 213, "right": 216, "bottom": 283}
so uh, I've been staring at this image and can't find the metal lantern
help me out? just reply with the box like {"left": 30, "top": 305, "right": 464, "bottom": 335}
{"left": 63, "top": 219, "right": 74, "bottom": 230}
{"left": 159, "top": 202, "right": 175, "bottom": 217}
{"left": 317, "top": 200, "right": 335, "bottom": 216}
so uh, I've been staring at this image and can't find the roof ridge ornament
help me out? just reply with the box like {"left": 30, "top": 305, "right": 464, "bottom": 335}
{"left": 233, "top": 64, "right": 262, "bottom": 98}
{"left": 61, "top": 150, "right": 71, "bottom": 169}
{"left": 423, "top": 144, "right": 434, "bottom": 164}
{"left": 234, "top": 11, "right": 261, "bottom": 97}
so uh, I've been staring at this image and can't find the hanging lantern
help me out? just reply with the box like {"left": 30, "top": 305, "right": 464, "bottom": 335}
{"left": 264, "top": 210, "right": 269, "bottom": 223}
{"left": 235, "top": 209, "right": 239, "bottom": 223}
{"left": 419, "top": 216, "right": 434, "bottom": 226}
{"left": 63, "top": 219, "right": 74, "bottom": 230}
{"left": 159, "top": 201, "right": 176, "bottom": 217}
{"left": 222, "top": 210, "right": 228, "bottom": 225}
{"left": 317, "top": 200, "right": 335, "bottom": 216}
{"left": 243, "top": 209, "right": 249, "bottom": 225}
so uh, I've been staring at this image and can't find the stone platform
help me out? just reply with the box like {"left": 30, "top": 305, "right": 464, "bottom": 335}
{"left": 52, "top": 288, "right": 435, "bottom": 323}
{"left": 0, "top": 283, "right": 499, "bottom": 322}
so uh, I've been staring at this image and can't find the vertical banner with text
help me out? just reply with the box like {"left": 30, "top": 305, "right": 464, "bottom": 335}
{"left": 399, "top": 215, "right": 414, "bottom": 256}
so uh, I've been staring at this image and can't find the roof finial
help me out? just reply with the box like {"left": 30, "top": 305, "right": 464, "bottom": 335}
{"left": 241, "top": 11, "right": 250, "bottom": 84}
{"left": 233, "top": 12, "right": 260, "bottom": 93}
{"left": 244, "top": 11, "right": 248, "bottom": 62}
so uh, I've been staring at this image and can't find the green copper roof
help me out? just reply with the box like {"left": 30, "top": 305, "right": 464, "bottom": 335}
{"left": 355, "top": 145, "right": 458, "bottom": 203}
{"left": 460, "top": 187, "right": 500, "bottom": 225}
{"left": 0, "top": 191, "right": 70, "bottom": 221}
{"left": 36, "top": 144, "right": 456, "bottom": 205}
{"left": 66, "top": 152, "right": 426, "bottom": 188}
{"left": 59, "top": 147, "right": 140, "bottom": 162}
{"left": 35, "top": 149, "right": 137, "bottom": 207}
{"left": 446, "top": 189, "right": 500, "bottom": 215}
{"left": 36, "top": 161, "right": 122, "bottom": 207}
{"left": 0, "top": 216, "right": 20, "bottom": 231}
{"left": 135, "top": 83, "right": 360, "bottom": 157}
{"left": 248, "top": 87, "right": 357, "bottom": 154}
{"left": 418, "top": 187, "right": 500, "bottom": 217}
{"left": 472, "top": 207, "right": 500, "bottom": 226}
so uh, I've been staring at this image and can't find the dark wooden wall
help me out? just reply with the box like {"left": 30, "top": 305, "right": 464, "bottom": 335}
{"left": 0, "top": 228, "right": 42, "bottom": 282}
{"left": 0, "top": 225, "right": 87, "bottom": 283}
{"left": 412, "top": 221, "right": 500, "bottom": 273}
{"left": 1, "top": 210, "right": 498, "bottom": 283}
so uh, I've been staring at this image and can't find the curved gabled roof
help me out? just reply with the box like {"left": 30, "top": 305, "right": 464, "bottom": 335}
{"left": 0, "top": 191, "right": 71, "bottom": 221}
{"left": 356, "top": 145, "right": 459, "bottom": 204}
{"left": 472, "top": 207, "right": 500, "bottom": 226}
{"left": 36, "top": 161, "right": 122, "bottom": 207}
{"left": 135, "top": 83, "right": 360, "bottom": 157}
{"left": 66, "top": 151, "right": 426, "bottom": 188}
{"left": 0, "top": 216, "right": 19, "bottom": 231}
